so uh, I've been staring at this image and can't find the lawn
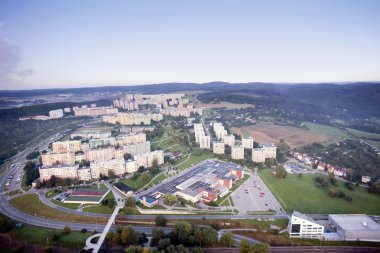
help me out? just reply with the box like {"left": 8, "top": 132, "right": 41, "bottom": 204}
{"left": 175, "top": 153, "right": 212, "bottom": 171}
{"left": 10, "top": 224, "right": 91, "bottom": 248}
{"left": 119, "top": 172, "right": 153, "bottom": 190}
{"left": 51, "top": 199, "right": 80, "bottom": 210}
{"left": 302, "top": 122, "right": 354, "bottom": 140}
{"left": 21, "top": 173, "right": 29, "bottom": 191}
{"left": 239, "top": 219, "right": 289, "bottom": 230}
{"left": 368, "top": 140, "right": 380, "bottom": 149}
{"left": 6, "top": 189, "right": 22, "bottom": 196}
{"left": 259, "top": 169, "right": 380, "bottom": 214}
{"left": 83, "top": 191, "right": 115, "bottom": 214}
{"left": 146, "top": 173, "right": 168, "bottom": 188}
{"left": 45, "top": 189, "right": 60, "bottom": 198}
{"left": 10, "top": 194, "right": 107, "bottom": 223}
{"left": 347, "top": 128, "right": 380, "bottom": 140}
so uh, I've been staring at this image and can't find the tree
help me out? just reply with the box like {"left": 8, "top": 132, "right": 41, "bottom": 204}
{"left": 151, "top": 228, "right": 165, "bottom": 246}
{"left": 368, "top": 180, "right": 380, "bottom": 195}
{"left": 275, "top": 166, "right": 287, "bottom": 178}
{"left": 125, "top": 246, "right": 145, "bottom": 253}
{"left": 125, "top": 196, "right": 136, "bottom": 207}
{"left": 170, "top": 222, "right": 192, "bottom": 245}
{"left": 155, "top": 215, "right": 167, "bottom": 227}
{"left": 108, "top": 170, "right": 116, "bottom": 179}
{"left": 164, "top": 194, "right": 177, "bottom": 206}
{"left": 298, "top": 173, "right": 303, "bottom": 179}
{"left": 220, "top": 232, "right": 234, "bottom": 248}
{"left": 63, "top": 225, "right": 71, "bottom": 234}
{"left": 240, "top": 238, "right": 251, "bottom": 253}
{"left": 328, "top": 188, "right": 337, "bottom": 198}
{"left": 0, "top": 214, "right": 15, "bottom": 233}
{"left": 151, "top": 158, "right": 159, "bottom": 174}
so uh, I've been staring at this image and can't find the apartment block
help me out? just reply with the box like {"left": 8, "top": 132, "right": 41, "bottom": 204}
{"left": 252, "top": 148, "right": 266, "bottom": 163}
{"left": 133, "top": 150, "right": 164, "bottom": 168}
{"left": 262, "top": 143, "right": 277, "bottom": 159}
{"left": 213, "top": 141, "right": 225, "bottom": 154}
{"left": 125, "top": 160, "right": 138, "bottom": 173}
{"left": 71, "top": 127, "right": 113, "bottom": 139}
{"left": 112, "top": 132, "right": 146, "bottom": 146}
{"left": 39, "top": 164, "right": 79, "bottom": 181}
{"left": 123, "top": 141, "right": 151, "bottom": 156}
{"left": 90, "top": 158, "right": 126, "bottom": 179}
{"left": 49, "top": 109, "right": 64, "bottom": 119}
{"left": 231, "top": 145, "right": 244, "bottom": 160}
{"left": 73, "top": 106, "right": 118, "bottom": 116}
{"left": 242, "top": 137, "right": 254, "bottom": 149}
{"left": 41, "top": 152, "right": 75, "bottom": 166}
{"left": 52, "top": 140, "right": 81, "bottom": 153}
{"left": 77, "top": 167, "right": 92, "bottom": 181}
{"left": 84, "top": 147, "right": 116, "bottom": 162}
{"left": 200, "top": 135, "right": 211, "bottom": 149}
{"left": 252, "top": 143, "right": 277, "bottom": 163}
{"left": 223, "top": 134, "right": 235, "bottom": 147}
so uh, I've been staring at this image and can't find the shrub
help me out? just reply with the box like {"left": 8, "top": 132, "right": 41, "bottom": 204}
{"left": 345, "top": 182, "right": 354, "bottom": 191}
{"left": 345, "top": 195, "right": 353, "bottom": 202}
{"left": 63, "top": 225, "right": 71, "bottom": 234}
{"left": 52, "top": 233, "right": 59, "bottom": 241}
{"left": 81, "top": 228, "right": 87, "bottom": 233}
{"left": 155, "top": 215, "right": 167, "bottom": 227}
{"left": 337, "top": 190, "right": 346, "bottom": 198}
{"left": 328, "top": 188, "right": 337, "bottom": 197}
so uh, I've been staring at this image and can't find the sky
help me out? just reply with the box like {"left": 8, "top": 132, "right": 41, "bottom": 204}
{"left": 0, "top": 0, "right": 380, "bottom": 90}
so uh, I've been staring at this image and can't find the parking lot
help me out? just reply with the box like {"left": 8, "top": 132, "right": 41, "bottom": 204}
{"left": 231, "top": 172, "right": 283, "bottom": 214}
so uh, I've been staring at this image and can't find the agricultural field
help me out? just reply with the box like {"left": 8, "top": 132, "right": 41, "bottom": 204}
{"left": 259, "top": 169, "right": 380, "bottom": 215}
{"left": 231, "top": 122, "right": 335, "bottom": 148}
{"left": 196, "top": 101, "right": 255, "bottom": 110}
{"left": 302, "top": 122, "right": 355, "bottom": 140}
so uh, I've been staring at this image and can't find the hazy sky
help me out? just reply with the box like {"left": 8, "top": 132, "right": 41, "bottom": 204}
{"left": 0, "top": 0, "right": 380, "bottom": 90}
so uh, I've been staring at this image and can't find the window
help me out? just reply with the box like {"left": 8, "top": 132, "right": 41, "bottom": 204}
{"left": 291, "top": 224, "right": 301, "bottom": 233}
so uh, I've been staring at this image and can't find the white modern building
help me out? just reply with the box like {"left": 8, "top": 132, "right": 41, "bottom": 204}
{"left": 242, "top": 137, "right": 254, "bottom": 149}
{"left": 231, "top": 145, "right": 244, "bottom": 160}
{"left": 288, "top": 211, "right": 324, "bottom": 239}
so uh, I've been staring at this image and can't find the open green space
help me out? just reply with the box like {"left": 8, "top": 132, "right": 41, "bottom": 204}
{"left": 136, "top": 202, "right": 166, "bottom": 209}
{"left": 146, "top": 173, "right": 168, "bottom": 188}
{"left": 83, "top": 191, "right": 115, "bottom": 214}
{"left": 347, "top": 128, "right": 380, "bottom": 140}
{"left": 302, "top": 122, "right": 354, "bottom": 140}
{"left": 175, "top": 153, "right": 212, "bottom": 171}
{"left": 10, "top": 224, "right": 90, "bottom": 248}
{"left": 44, "top": 189, "right": 60, "bottom": 198}
{"left": 240, "top": 219, "right": 289, "bottom": 230}
{"left": 51, "top": 199, "right": 80, "bottom": 210}
{"left": 259, "top": 169, "right": 380, "bottom": 214}
{"left": 119, "top": 172, "right": 153, "bottom": 191}
{"left": 368, "top": 140, "right": 380, "bottom": 149}
{"left": 10, "top": 194, "right": 107, "bottom": 223}
{"left": 21, "top": 173, "right": 29, "bottom": 191}
{"left": 5, "top": 189, "right": 22, "bottom": 196}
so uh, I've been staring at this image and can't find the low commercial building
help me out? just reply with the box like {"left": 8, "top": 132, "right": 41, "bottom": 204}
{"left": 328, "top": 214, "right": 380, "bottom": 241}
{"left": 138, "top": 195, "right": 158, "bottom": 208}
{"left": 231, "top": 145, "right": 244, "bottom": 160}
{"left": 213, "top": 141, "right": 225, "bottom": 155}
{"left": 176, "top": 189, "right": 202, "bottom": 203}
{"left": 288, "top": 211, "right": 324, "bottom": 239}
{"left": 114, "top": 182, "right": 133, "bottom": 196}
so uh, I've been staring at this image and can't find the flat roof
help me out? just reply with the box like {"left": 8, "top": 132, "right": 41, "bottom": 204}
{"left": 329, "top": 214, "right": 380, "bottom": 232}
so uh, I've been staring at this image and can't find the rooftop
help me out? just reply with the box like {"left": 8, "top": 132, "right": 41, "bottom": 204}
{"left": 329, "top": 214, "right": 380, "bottom": 231}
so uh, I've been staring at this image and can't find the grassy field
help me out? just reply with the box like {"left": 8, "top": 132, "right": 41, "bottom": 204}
{"left": 45, "top": 189, "right": 60, "bottom": 198}
{"left": 10, "top": 194, "right": 107, "bottom": 223}
{"left": 259, "top": 169, "right": 380, "bottom": 214}
{"left": 176, "top": 153, "right": 212, "bottom": 171}
{"left": 83, "top": 191, "right": 115, "bottom": 214}
{"left": 51, "top": 199, "right": 80, "bottom": 210}
{"left": 119, "top": 173, "right": 153, "bottom": 190}
{"left": 10, "top": 224, "right": 90, "bottom": 248}
{"left": 6, "top": 189, "right": 22, "bottom": 196}
{"left": 146, "top": 173, "right": 168, "bottom": 188}
{"left": 303, "top": 122, "right": 355, "bottom": 140}
{"left": 21, "top": 173, "right": 29, "bottom": 191}
{"left": 347, "top": 128, "right": 380, "bottom": 140}
{"left": 368, "top": 140, "right": 380, "bottom": 149}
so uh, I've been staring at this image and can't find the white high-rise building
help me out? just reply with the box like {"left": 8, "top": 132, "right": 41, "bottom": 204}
{"left": 242, "top": 137, "right": 254, "bottom": 149}
{"left": 252, "top": 148, "right": 266, "bottom": 163}
{"left": 223, "top": 134, "right": 235, "bottom": 147}
{"left": 231, "top": 146, "right": 244, "bottom": 160}
{"left": 200, "top": 135, "right": 211, "bottom": 149}
{"left": 213, "top": 141, "right": 225, "bottom": 154}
